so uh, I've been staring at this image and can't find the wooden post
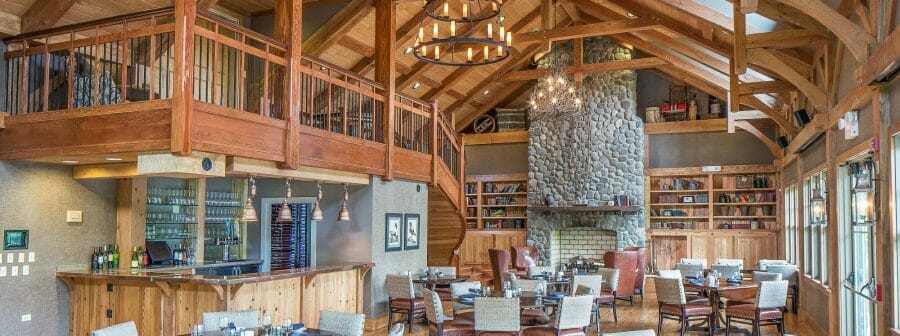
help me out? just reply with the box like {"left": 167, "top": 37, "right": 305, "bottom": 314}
{"left": 733, "top": 0, "right": 747, "bottom": 75}
{"left": 431, "top": 101, "right": 439, "bottom": 186}
{"left": 872, "top": 88, "right": 891, "bottom": 336}
{"left": 171, "top": 0, "right": 196, "bottom": 156}
{"left": 116, "top": 178, "right": 147, "bottom": 270}
{"left": 574, "top": 38, "right": 584, "bottom": 82}
{"left": 276, "top": 0, "right": 302, "bottom": 169}
{"left": 375, "top": 0, "right": 397, "bottom": 180}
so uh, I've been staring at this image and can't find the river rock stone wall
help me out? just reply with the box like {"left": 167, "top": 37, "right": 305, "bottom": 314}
{"left": 526, "top": 37, "right": 645, "bottom": 265}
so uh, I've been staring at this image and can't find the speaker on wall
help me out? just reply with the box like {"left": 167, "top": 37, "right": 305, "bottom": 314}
{"left": 794, "top": 109, "right": 811, "bottom": 126}
{"left": 777, "top": 136, "right": 789, "bottom": 148}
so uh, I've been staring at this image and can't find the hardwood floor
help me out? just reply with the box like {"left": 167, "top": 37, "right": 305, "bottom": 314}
{"left": 366, "top": 292, "right": 819, "bottom": 336}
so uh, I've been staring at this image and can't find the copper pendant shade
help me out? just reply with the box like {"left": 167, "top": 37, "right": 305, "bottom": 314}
{"left": 311, "top": 181, "right": 325, "bottom": 221}
{"left": 337, "top": 184, "right": 351, "bottom": 222}
{"left": 240, "top": 176, "right": 259, "bottom": 222}
{"left": 276, "top": 179, "right": 293, "bottom": 222}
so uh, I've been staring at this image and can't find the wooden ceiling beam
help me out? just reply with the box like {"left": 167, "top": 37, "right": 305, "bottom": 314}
{"left": 514, "top": 17, "right": 661, "bottom": 44}
{"left": 732, "top": 120, "right": 782, "bottom": 158}
{"left": 603, "top": 0, "right": 732, "bottom": 55}
{"left": 198, "top": 0, "right": 220, "bottom": 10}
{"left": 748, "top": 48, "right": 826, "bottom": 111}
{"left": 665, "top": 0, "right": 763, "bottom": 33}
{"left": 773, "top": 0, "right": 874, "bottom": 61}
{"left": 559, "top": 0, "right": 584, "bottom": 24}
{"left": 20, "top": 0, "right": 77, "bottom": 33}
{"left": 726, "top": 0, "right": 829, "bottom": 36}
{"left": 739, "top": 80, "right": 793, "bottom": 94}
{"left": 733, "top": 1, "right": 748, "bottom": 74}
{"left": 740, "top": 95, "right": 799, "bottom": 134}
{"left": 302, "top": 0, "right": 374, "bottom": 57}
{"left": 498, "top": 57, "right": 667, "bottom": 81}
{"left": 338, "top": 36, "right": 375, "bottom": 57}
{"left": 746, "top": 29, "right": 825, "bottom": 49}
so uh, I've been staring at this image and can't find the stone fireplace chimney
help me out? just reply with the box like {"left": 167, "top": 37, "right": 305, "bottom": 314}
{"left": 526, "top": 38, "right": 645, "bottom": 265}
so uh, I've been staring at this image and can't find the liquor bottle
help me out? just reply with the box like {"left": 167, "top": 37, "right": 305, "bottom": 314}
{"left": 173, "top": 244, "right": 181, "bottom": 265}
{"left": 142, "top": 245, "right": 150, "bottom": 267}
{"left": 130, "top": 247, "right": 140, "bottom": 269}
{"left": 91, "top": 247, "right": 100, "bottom": 271}
{"left": 111, "top": 244, "right": 120, "bottom": 269}
{"left": 97, "top": 245, "right": 106, "bottom": 270}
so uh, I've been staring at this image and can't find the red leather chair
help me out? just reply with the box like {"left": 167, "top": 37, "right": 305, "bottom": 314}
{"left": 511, "top": 246, "right": 538, "bottom": 273}
{"left": 625, "top": 247, "right": 647, "bottom": 301}
{"left": 603, "top": 250, "right": 638, "bottom": 305}
{"left": 489, "top": 248, "right": 512, "bottom": 291}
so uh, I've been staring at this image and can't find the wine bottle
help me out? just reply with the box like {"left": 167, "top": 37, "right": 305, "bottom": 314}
{"left": 91, "top": 247, "right": 99, "bottom": 271}
{"left": 111, "top": 244, "right": 120, "bottom": 269}
{"left": 130, "top": 247, "right": 140, "bottom": 269}
{"left": 142, "top": 245, "right": 150, "bottom": 267}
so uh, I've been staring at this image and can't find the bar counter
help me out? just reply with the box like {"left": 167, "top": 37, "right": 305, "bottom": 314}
{"left": 57, "top": 262, "right": 373, "bottom": 336}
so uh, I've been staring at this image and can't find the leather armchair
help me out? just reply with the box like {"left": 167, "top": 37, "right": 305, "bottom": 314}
{"left": 489, "top": 248, "right": 512, "bottom": 290}
{"left": 624, "top": 247, "right": 646, "bottom": 301}
{"left": 511, "top": 246, "right": 538, "bottom": 272}
{"left": 602, "top": 250, "right": 638, "bottom": 304}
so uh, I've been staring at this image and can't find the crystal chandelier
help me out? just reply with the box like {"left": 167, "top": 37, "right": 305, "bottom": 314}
{"left": 528, "top": 66, "right": 584, "bottom": 120}
{"left": 412, "top": 0, "right": 512, "bottom": 66}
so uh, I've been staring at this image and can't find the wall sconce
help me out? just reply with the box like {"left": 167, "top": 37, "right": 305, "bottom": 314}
{"left": 311, "top": 181, "right": 324, "bottom": 221}
{"left": 809, "top": 175, "right": 826, "bottom": 222}
{"left": 337, "top": 184, "right": 351, "bottom": 222}
{"left": 276, "top": 179, "right": 293, "bottom": 222}
{"left": 240, "top": 176, "right": 259, "bottom": 222}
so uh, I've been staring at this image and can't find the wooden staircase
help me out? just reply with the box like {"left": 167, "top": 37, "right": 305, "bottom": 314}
{"left": 426, "top": 186, "right": 466, "bottom": 267}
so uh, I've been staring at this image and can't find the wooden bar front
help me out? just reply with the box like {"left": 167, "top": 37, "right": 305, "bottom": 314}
{"left": 57, "top": 262, "right": 372, "bottom": 336}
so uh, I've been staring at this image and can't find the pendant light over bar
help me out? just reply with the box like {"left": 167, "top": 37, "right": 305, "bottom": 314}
{"left": 311, "top": 181, "right": 325, "bottom": 221}
{"left": 412, "top": 0, "right": 512, "bottom": 66}
{"left": 276, "top": 179, "right": 293, "bottom": 222}
{"left": 337, "top": 184, "right": 351, "bottom": 222}
{"left": 241, "top": 176, "right": 259, "bottom": 222}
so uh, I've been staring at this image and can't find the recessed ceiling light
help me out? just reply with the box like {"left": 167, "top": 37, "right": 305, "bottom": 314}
{"left": 483, "top": 90, "right": 490, "bottom": 95}
{"left": 412, "top": 82, "right": 422, "bottom": 89}
{"left": 404, "top": 47, "right": 414, "bottom": 54}
{"left": 626, "top": 12, "right": 637, "bottom": 18}
{"left": 320, "top": 66, "right": 327, "bottom": 71}
{"left": 105, "top": 157, "right": 123, "bottom": 161}
{"left": 61, "top": 160, "right": 79, "bottom": 164}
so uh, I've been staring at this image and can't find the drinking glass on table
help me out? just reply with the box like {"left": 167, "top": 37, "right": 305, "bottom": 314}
{"left": 218, "top": 317, "right": 230, "bottom": 333}
{"left": 191, "top": 324, "right": 204, "bottom": 336}
{"left": 262, "top": 315, "right": 273, "bottom": 335}
{"left": 282, "top": 319, "right": 292, "bottom": 333}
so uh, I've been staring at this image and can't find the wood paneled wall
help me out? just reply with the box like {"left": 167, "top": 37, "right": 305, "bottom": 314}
{"left": 651, "top": 231, "right": 778, "bottom": 270}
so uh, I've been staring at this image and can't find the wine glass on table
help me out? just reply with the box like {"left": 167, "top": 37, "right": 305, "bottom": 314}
{"left": 218, "top": 317, "right": 229, "bottom": 333}
{"left": 262, "top": 315, "right": 273, "bottom": 335}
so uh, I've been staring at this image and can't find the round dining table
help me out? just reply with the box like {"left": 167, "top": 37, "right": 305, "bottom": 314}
{"left": 683, "top": 278, "right": 758, "bottom": 335}
{"left": 411, "top": 274, "right": 470, "bottom": 290}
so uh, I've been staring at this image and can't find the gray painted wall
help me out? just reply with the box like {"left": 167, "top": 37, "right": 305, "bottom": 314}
{"left": 636, "top": 70, "right": 710, "bottom": 121}
{"left": 648, "top": 130, "right": 777, "bottom": 168}
{"left": 0, "top": 161, "right": 117, "bottom": 335}
{"left": 465, "top": 143, "right": 529, "bottom": 175}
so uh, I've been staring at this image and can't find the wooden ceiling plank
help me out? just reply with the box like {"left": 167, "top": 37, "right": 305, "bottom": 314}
{"left": 444, "top": 43, "right": 544, "bottom": 117}
{"left": 0, "top": 11, "right": 21, "bottom": 36}
{"left": 302, "top": 0, "right": 374, "bottom": 57}
{"left": 514, "top": 17, "right": 661, "bottom": 44}
{"left": 748, "top": 48, "right": 826, "bottom": 111}
{"left": 665, "top": 0, "right": 763, "bottom": 33}
{"left": 338, "top": 36, "right": 375, "bottom": 57}
{"left": 455, "top": 81, "right": 532, "bottom": 130}
{"left": 20, "top": 0, "right": 77, "bottom": 33}
{"left": 198, "top": 0, "right": 221, "bottom": 10}
{"left": 746, "top": 29, "right": 825, "bottom": 49}
{"left": 773, "top": 0, "right": 874, "bottom": 61}
{"left": 498, "top": 57, "right": 667, "bottom": 81}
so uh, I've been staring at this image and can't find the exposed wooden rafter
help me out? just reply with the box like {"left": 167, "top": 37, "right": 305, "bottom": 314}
{"left": 455, "top": 82, "right": 534, "bottom": 130}
{"left": 733, "top": 1, "right": 748, "bottom": 74}
{"left": 747, "top": 29, "right": 825, "bottom": 49}
{"left": 514, "top": 17, "right": 661, "bottom": 44}
{"left": 748, "top": 48, "right": 826, "bottom": 111}
{"left": 198, "top": 0, "right": 220, "bottom": 10}
{"left": 302, "top": 0, "right": 374, "bottom": 57}
{"left": 773, "top": 0, "right": 874, "bottom": 61}
{"left": 20, "top": 0, "right": 77, "bottom": 33}
{"left": 739, "top": 80, "right": 793, "bottom": 94}
{"left": 732, "top": 120, "right": 782, "bottom": 157}
{"left": 498, "top": 57, "right": 667, "bottom": 81}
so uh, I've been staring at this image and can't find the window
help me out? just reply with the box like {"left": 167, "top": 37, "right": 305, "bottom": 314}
{"left": 784, "top": 184, "right": 799, "bottom": 265}
{"left": 893, "top": 135, "right": 900, "bottom": 327}
{"left": 803, "top": 169, "right": 828, "bottom": 284}
{"left": 839, "top": 158, "right": 877, "bottom": 336}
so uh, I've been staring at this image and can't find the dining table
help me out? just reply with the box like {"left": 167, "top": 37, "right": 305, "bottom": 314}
{"left": 684, "top": 278, "right": 758, "bottom": 335}
{"left": 177, "top": 327, "right": 333, "bottom": 336}
{"left": 411, "top": 274, "right": 470, "bottom": 290}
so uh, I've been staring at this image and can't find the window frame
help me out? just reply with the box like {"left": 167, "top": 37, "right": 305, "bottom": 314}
{"left": 803, "top": 169, "right": 829, "bottom": 285}
{"left": 784, "top": 184, "right": 799, "bottom": 265}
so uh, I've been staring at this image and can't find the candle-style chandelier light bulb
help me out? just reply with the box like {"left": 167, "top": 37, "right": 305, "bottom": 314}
{"left": 412, "top": 0, "right": 510, "bottom": 66}
{"left": 529, "top": 65, "right": 585, "bottom": 121}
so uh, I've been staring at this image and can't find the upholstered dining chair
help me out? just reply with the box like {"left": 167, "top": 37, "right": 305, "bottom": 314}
{"left": 490, "top": 248, "right": 514, "bottom": 291}
{"left": 715, "top": 258, "right": 744, "bottom": 269}
{"left": 522, "top": 295, "right": 594, "bottom": 336}
{"left": 474, "top": 297, "right": 521, "bottom": 336}
{"left": 711, "top": 264, "right": 741, "bottom": 279}
{"left": 511, "top": 246, "right": 539, "bottom": 276}
{"left": 90, "top": 321, "right": 138, "bottom": 336}
{"left": 725, "top": 280, "right": 789, "bottom": 336}
{"left": 765, "top": 265, "right": 800, "bottom": 313}
{"left": 528, "top": 265, "right": 554, "bottom": 278}
{"left": 679, "top": 258, "right": 707, "bottom": 268}
{"left": 430, "top": 266, "right": 459, "bottom": 300}
{"left": 202, "top": 310, "right": 260, "bottom": 331}
{"left": 593, "top": 269, "right": 620, "bottom": 325}
{"left": 752, "top": 271, "right": 783, "bottom": 282}
{"left": 423, "top": 287, "right": 475, "bottom": 336}
{"left": 657, "top": 270, "right": 682, "bottom": 279}
{"left": 510, "top": 279, "right": 551, "bottom": 326}
{"left": 653, "top": 277, "right": 714, "bottom": 336}
{"left": 757, "top": 259, "right": 787, "bottom": 271}
{"left": 601, "top": 330, "right": 656, "bottom": 336}
{"left": 451, "top": 281, "right": 482, "bottom": 316}
{"left": 318, "top": 311, "right": 366, "bottom": 336}
{"left": 388, "top": 323, "right": 406, "bottom": 336}
{"left": 387, "top": 273, "right": 426, "bottom": 328}
{"left": 624, "top": 247, "right": 647, "bottom": 301}
{"left": 602, "top": 250, "right": 638, "bottom": 304}
{"left": 674, "top": 263, "right": 704, "bottom": 279}
{"left": 512, "top": 278, "right": 548, "bottom": 294}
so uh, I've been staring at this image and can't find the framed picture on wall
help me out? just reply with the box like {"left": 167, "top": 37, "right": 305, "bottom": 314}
{"left": 403, "top": 214, "right": 421, "bottom": 250}
{"left": 385, "top": 213, "right": 403, "bottom": 252}
{"left": 3, "top": 230, "right": 29, "bottom": 250}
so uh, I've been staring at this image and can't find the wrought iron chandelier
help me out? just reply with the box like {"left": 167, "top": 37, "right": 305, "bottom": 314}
{"left": 412, "top": 0, "right": 512, "bottom": 66}
{"left": 528, "top": 66, "right": 584, "bottom": 121}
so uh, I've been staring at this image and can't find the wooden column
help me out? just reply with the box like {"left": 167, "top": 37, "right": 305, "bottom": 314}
{"left": 573, "top": 38, "right": 584, "bottom": 82}
{"left": 172, "top": 0, "right": 196, "bottom": 156}
{"left": 873, "top": 88, "right": 892, "bottom": 336}
{"left": 732, "top": 0, "right": 747, "bottom": 75}
{"left": 276, "top": 0, "right": 303, "bottom": 169}
{"left": 375, "top": 0, "right": 397, "bottom": 180}
{"left": 431, "top": 101, "right": 439, "bottom": 186}
{"left": 116, "top": 178, "right": 147, "bottom": 270}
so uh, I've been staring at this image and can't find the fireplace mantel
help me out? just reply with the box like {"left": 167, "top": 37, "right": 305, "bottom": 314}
{"left": 528, "top": 205, "right": 641, "bottom": 213}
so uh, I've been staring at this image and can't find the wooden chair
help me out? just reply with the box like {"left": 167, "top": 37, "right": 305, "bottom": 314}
{"left": 678, "top": 258, "right": 707, "bottom": 268}
{"left": 725, "top": 280, "right": 789, "bottom": 336}
{"left": 653, "top": 277, "right": 714, "bottom": 336}
{"left": 602, "top": 251, "right": 638, "bottom": 304}
{"left": 765, "top": 265, "right": 800, "bottom": 313}
{"left": 512, "top": 278, "right": 548, "bottom": 293}
{"left": 757, "top": 259, "right": 787, "bottom": 271}
{"left": 387, "top": 273, "right": 426, "bottom": 329}
{"left": 751, "top": 271, "right": 783, "bottom": 282}
{"left": 674, "top": 263, "right": 703, "bottom": 279}
{"left": 522, "top": 295, "right": 594, "bottom": 336}
{"left": 715, "top": 259, "right": 744, "bottom": 269}
{"left": 318, "top": 311, "right": 366, "bottom": 336}
{"left": 431, "top": 266, "right": 459, "bottom": 300}
{"left": 511, "top": 278, "right": 551, "bottom": 326}
{"left": 451, "top": 281, "right": 483, "bottom": 316}
{"left": 711, "top": 264, "right": 741, "bottom": 279}
{"left": 625, "top": 247, "right": 647, "bottom": 301}
{"left": 594, "top": 269, "right": 620, "bottom": 326}
{"left": 90, "top": 321, "right": 138, "bottom": 336}
{"left": 474, "top": 297, "right": 521, "bottom": 336}
{"left": 528, "top": 266, "right": 554, "bottom": 278}
{"left": 202, "top": 310, "right": 259, "bottom": 331}
{"left": 423, "top": 288, "right": 475, "bottom": 336}
{"left": 657, "top": 270, "right": 708, "bottom": 304}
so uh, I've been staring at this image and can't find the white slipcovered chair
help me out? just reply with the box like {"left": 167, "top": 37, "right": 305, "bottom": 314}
{"left": 91, "top": 321, "right": 138, "bottom": 336}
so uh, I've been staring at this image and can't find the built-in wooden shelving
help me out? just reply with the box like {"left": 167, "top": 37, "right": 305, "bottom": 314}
{"left": 465, "top": 173, "right": 529, "bottom": 230}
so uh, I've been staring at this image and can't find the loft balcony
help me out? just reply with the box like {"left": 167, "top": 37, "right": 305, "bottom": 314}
{"left": 0, "top": 6, "right": 464, "bottom": 208}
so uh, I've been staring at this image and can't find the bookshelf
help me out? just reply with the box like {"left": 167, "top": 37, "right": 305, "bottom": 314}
{"left": 465, "top": 173, "right": 529, "bottom": 230}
